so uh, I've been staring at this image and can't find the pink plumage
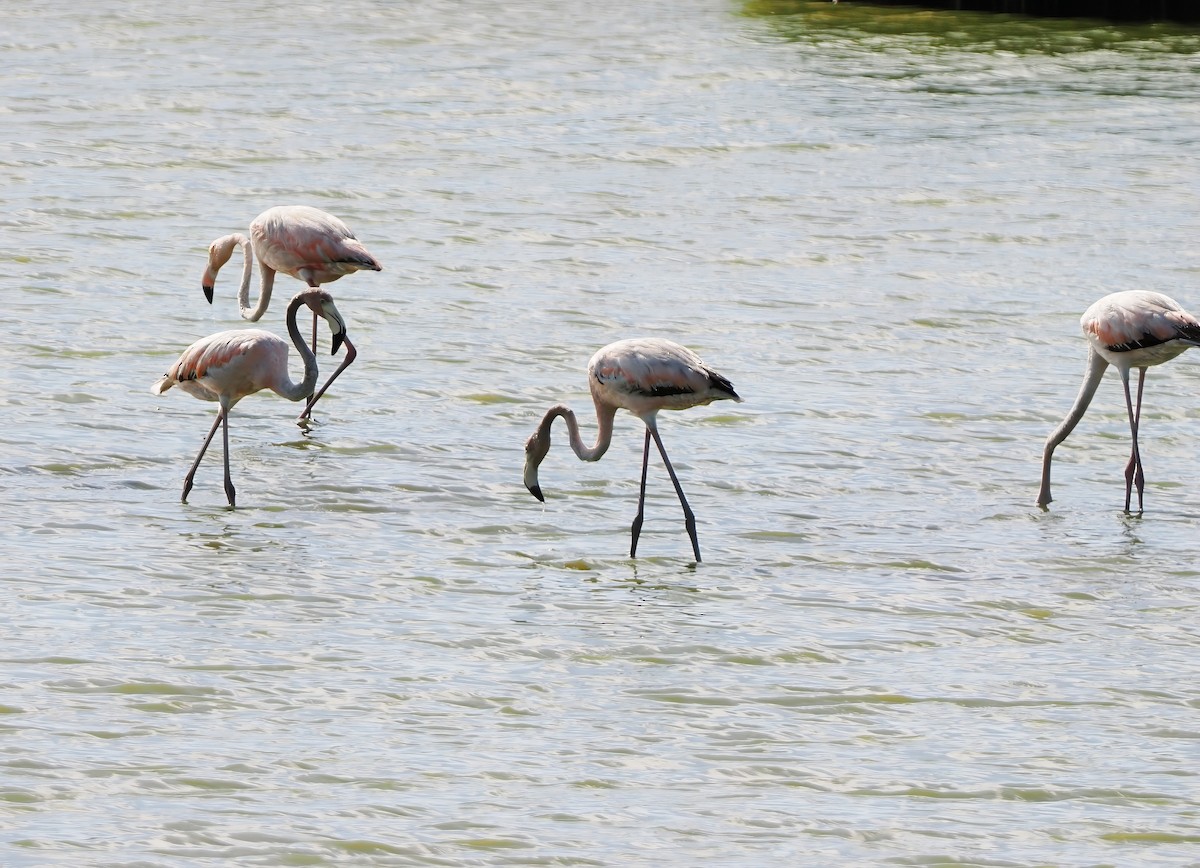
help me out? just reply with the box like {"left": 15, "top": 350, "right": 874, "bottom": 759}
{"left": 1040, "top": 290, "right": 1200, "bottom": 511}
{"left": 524, "top": 338, "right": 741, "bottom": 562}
{"left": 200, "top": 206, "right": 379, "bottom": 418}
{"left": 589, "top": 338, "right": 739, "bottom": 416}
{"left": 157, "top": 329, "right": 288, "bottom": 403}
{"left": 152, "top": 289, "right": 349, "bottom": 508}
{"left": 248, "top": 206, "right": 382, "bottom": 290}
{"left": 1082, "top": 290, "right": 1200, "bottom": 361}
{"left": 202, "top": 206, "right": 382, "bottom": 313}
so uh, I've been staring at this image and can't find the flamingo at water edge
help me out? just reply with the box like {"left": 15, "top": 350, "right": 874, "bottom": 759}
{"left": 151, "top": 289, "right": 349, "bottom": 508}
{"left": 523, "top": 338, "right": 742, "bottom": 562}
{"left": 201, "top": 205, "right": 381, "bottom": 419}
{"left": 1038, "top": 290, "right": 1200, "bottom": 512}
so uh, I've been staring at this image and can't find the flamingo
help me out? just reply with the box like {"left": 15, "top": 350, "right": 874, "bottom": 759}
{"left": 523, "top": 338, "right": 742, "bottom": 562}
{"left": 152, "top": 289, "right": 349, "bottom": 508}
{"left": 201, "top": 205, "right": 381, "bottom": 419}
{"left": 1038, "top": 290, "right": 1200, "bottom": 512}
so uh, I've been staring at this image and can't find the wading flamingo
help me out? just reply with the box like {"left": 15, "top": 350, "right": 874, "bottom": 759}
{"left": 523, "top": 338, "right": 742, "bottom": 562}
{"left": 152, "top": 289, "right": 349, "bottom": 508}
{"left": 1038, "top": 290, "right": 1200, "bottom": 512}
{"left": 201, "top": 205, "right": 381, "bottom": 419}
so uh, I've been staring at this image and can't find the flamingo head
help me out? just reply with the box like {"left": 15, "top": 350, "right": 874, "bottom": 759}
{"left": 523, "top": 427, "right": 551, "bottom": 502}
{"left": 202, "top": 233, "right": 247, "bottom": 304}
{"left": 303, "top": 290, "right": 349, "bottom": 355}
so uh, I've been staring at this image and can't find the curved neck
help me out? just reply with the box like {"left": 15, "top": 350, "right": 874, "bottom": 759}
{"left": 274, "top": 294, "right": 321, "bottom": 402}
{"left": 235, "top": 238, "right": 274, "bottom": 322}
{"left": 1039, "top": 347, "right": 1108, "bottom": 506}
{"left": 542, "top": 398, "right": 617, "bottom": 462}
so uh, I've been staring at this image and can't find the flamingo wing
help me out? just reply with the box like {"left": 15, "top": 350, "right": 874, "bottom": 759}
{"left": 251, "top": 206, "right": 381, "bottom": 284}
{"left": 591, "top": 338, "right": 740, "bottom": 410}
{"left": 153, "top": 329, "right": 286, "bottom": 402}
{"left": 1085, "top": 291, "right": 1200, "bottom": 352}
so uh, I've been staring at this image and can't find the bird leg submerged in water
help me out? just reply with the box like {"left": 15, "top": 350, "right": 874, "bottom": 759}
{"left": 181, "top": 408, "right": 229, "bottom": 506}
{"left": 630, "top": 426, "right": 702, "bottom": 562}
{"left": 1121, "top": 367, "right": 1147, "bottom": 513}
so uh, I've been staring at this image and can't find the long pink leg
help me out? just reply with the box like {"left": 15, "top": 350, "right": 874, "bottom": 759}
{"left": 299, "top": 337, "right": 358, "bottom": 420}
{"left": 182, "top": 410, "right": 223, "bottom": 503}
{"left": 1122, "top": 367, "right": 1147, "bottom": 512}
{"left": 648, "top": 427, "right": 702, "bottom": 563}
{"left": 630, "top": 428, "right": 652, "bottom": 558}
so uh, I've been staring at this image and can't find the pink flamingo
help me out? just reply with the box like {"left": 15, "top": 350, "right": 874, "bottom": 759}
{"left": 201, "top": 205, "right": 381, "bottom": 418}
{"left": 1039, "top": 290, "right": 1200, "bottom": 511}
{"left": 523, "top": 338, "right": 742, "bottom": 561}
{"left": 152, "top": 289, "right": 349, "bottom": 508}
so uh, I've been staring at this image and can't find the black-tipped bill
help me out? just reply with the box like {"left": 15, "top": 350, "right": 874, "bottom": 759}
{"left": 203, "top": 285, "right": 214, "bottom": 304}
{"left": 527, "top": 483, "right": 545, "bottom": 503}
{"left": 332, "top": 332, "right": 346, "bottom": 355}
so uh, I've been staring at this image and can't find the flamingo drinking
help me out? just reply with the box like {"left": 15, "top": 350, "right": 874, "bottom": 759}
{"left": 1038, "top": 290, "right": 1200, "bottom": 511}
{"left": 201, "top": 205, "right": 381, "bottom": 419}
{"left": 523, "top": 338, "right": 742, "bottom": 561}
{"left": 152, "top": 289, "right": 349, "bottom": 508}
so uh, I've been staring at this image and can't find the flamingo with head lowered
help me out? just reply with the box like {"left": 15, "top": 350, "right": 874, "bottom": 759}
{"left": 1038, "top": 290, "right": 1200, "bottom": 512}
{"left": 152, "top": 289, "right": 349, "bottom": 508}
{"left": 201, "top": 205, "right": 381, "bottom": 419}
{"left": 523, "top": 338, "right": 742, "bottom": 562}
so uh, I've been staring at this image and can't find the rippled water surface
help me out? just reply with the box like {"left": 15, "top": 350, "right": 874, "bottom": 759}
{"left": 3, "top": 1, "right": 1200, "bottom": 864}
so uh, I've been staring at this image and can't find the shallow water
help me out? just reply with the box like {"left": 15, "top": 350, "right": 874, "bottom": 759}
{"left": 2, "top": 1, "right": 1199, "bottom": 865}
